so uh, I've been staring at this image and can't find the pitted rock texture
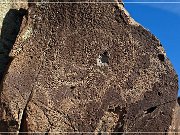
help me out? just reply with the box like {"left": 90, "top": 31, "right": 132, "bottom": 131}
{"left": 169, "top": 104, "right": 180, "bottom": 134}
{"left": 169, "top": 98, "right": 180, "bottom": 134}
{"left": 0, "top": 0, "right": 178, "bottom": 134}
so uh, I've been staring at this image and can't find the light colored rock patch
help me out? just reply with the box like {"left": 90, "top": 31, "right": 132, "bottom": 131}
{"left": 0, "top": 0, "right": 28, "bottom": 35}
{"left": 0, "top": 1, "right": 12, "bottom": 34}
{"left": 95, "top": 112, "right": 119, "bottom": 134}
{"left": 97, "top": 55, "right": 108, "bottom": 67}
{"left": 113, "top": 0, "right": 140, "bottom": 26}
{"left": 10, "top": 26, "right": 33, "bottom": 56}
{"left": 21, "top": 26, "right": 33, "bottom": 41}
{"left": 169, "top": 103, "right": 180, "bottom": 134}
{"left": 25, "top": 102, "right": 50, "bottom": 132}
{"left": 157, "top": 45, "right": 167, "bottom": 57}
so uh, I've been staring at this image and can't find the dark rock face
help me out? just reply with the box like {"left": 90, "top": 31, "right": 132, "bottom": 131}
{"left": 0, "top": 8, "right": 28, "bottom": 82}
{"left": 0, "top": 0, "right": 178, "bottom": 133}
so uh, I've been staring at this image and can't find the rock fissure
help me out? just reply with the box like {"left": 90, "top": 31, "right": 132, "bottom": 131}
{"left": 146, "top": 99, "right": 177, "bottom": 112}
{"left": 144, "top": 106, "right": 157, "bottom": 114}
{"left": 114, "top": 5, "right": 128, "bottom": 25}
{"left": 32, "top": 100, "right": 75, "bottom": 130}
{"left": 19, "top": 54, "right": 44, "bottom": 133}
{"left": 112, "top": 106, "right": 127, "bottom": 134}
{"left": 66, "top": 114, "right": 78, "bottom": 132}
{"left": 19, "top": 85, "right": 36, "bottom": 133}
{"left": 19, "top": 105, "right": 28, "bottom": 133}
{"left": 128, "top": 99, "right": 177, "bottom": 131}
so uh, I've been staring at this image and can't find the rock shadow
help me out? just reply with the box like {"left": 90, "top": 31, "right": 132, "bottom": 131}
{"left": 0, "top": 8, "right": 28, "bottom": 83}
{"left": 0, "top": 8, "right": 28, "bottom": 133}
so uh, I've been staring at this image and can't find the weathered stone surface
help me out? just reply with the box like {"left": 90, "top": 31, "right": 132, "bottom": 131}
{"left": 0, "top": 0, "right": 28, "bottom": 82}
{"left": 0, "top": 0, "right": 178, "bottom": 134}
{"left": 169, "top": 103, "right": 180, "bottom": 134}
{"left": 169, "top": 98, "right": 180, "bottom": 135}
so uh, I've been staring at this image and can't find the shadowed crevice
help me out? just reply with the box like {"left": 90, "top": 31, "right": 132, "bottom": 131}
{"left": 0, "top": 8, "right": 28, "bottom": 83}
{"left": 108, "top": 106, "right": 127, "bottom": 135}
{"left": 0, "top": 8, "right": 28, "bottom": 133}
{"left": 158, "top": 54, "right": 165, "bottom": 62}
{"left": 19, "top": 106, "right": 28, "bottom": 134}
{"left": 144, "top": 106, "right": 157, "bottom": 114}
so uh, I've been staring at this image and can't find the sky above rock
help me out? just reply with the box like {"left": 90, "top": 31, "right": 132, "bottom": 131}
{"left": 124, "top": 0, "right": 180, "bottom": 96}
{"left": 124, "top": 0, "right": 180, "bottom": 15}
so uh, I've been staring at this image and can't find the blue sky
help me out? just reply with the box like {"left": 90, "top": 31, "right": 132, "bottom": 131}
{"left": 123, "top": 0, "right": 180, "bottom": 96}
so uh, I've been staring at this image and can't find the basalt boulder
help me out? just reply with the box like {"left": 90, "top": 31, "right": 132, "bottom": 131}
{"left": 0, "top": 0, "right": 178, "bottom": 134}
